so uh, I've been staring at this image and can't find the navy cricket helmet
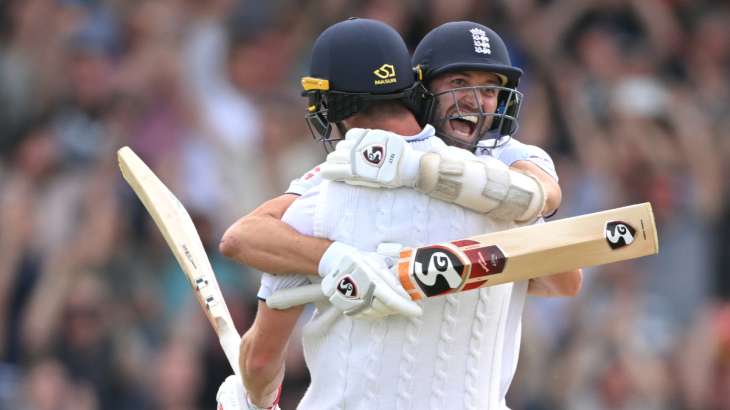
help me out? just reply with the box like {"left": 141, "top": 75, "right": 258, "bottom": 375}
{"left": 302, "top": 18, "right": 431, "bottom": 151}
{"left": 413, "top": 21, "right": 524, "bottom": 151}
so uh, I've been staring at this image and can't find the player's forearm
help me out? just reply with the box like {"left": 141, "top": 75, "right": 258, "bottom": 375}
{"left": 527, "top": 268, "right": 583, "bottom": 297}
{"left": 220, "top": 195, "right": 331, "bottom": 275}
{"left": 223, "top": 215, "right": 330, "bottom": 275}
{"left": 515, "top": 160, "right": 574, "bottom": 296}
{"left": 240, "top": 332, "right": 285, "bottom": 407}
{"left": 239, "top": 302, "right": 304, "bottom": 407}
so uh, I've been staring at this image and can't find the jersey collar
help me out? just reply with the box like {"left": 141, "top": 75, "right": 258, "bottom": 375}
{"left": 404, "top": 124, "right": 436, "bottom": 142}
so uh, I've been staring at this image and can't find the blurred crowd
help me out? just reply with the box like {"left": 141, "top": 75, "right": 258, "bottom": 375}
{"left": 0, "top": 0, "right": 729, "bottom": 409}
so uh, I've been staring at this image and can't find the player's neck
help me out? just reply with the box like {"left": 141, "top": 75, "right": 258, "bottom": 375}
{"left": 346, "top": 114, "right": 422, "bottom": 136}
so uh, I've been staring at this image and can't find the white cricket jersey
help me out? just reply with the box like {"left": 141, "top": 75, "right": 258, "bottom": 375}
{"left": 260, "top": 131, "right": 558, "bottom": 409}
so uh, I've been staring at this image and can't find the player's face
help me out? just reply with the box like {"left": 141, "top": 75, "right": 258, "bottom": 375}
{"left": 428, "top": 71, "right": 502, "bottom": 147}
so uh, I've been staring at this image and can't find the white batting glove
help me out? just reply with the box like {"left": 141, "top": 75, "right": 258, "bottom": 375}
{"left": 320, "top": 128, "right": 424, "bottom": 189}
{"left": 216, "top": 375, "right": 281, "bottom": 410}
{"left": 319, "top": 242, "right": 422, "bottom": 319}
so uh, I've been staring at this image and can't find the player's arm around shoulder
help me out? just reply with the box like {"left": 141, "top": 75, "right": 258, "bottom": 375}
{"left": 510, "top": 160, "right": 561, "bottom": 217}
{"left": 219, "top": 168, "right": 332, "bottom": 276}
{"left": 509, "top": 158, "right": 582, "bottom": 297}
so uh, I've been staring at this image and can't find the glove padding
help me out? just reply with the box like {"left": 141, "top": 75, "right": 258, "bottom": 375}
{"left": 320, "top": 128, "right": 424, "bottom": 189}
{"left": 319, "top": 242, "right": 422, "bottom": 319}
{"left": 216, "top": 375, "right": 281, "bottom": 410}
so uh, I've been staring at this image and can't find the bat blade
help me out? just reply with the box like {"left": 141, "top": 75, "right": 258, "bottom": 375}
{"left": 266, "top": 203, "right": 659, "bottom": 309}
{"left": 117, "top": 146, "right": 241, "bottom": 374}
{"left": 399, "top": 202, "right": 658, "bottom": 300}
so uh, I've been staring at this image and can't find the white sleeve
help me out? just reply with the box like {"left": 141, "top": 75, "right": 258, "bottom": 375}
{"left": 258, "top": 274, "right": 314, "bottom": 301}
{"left": 498, "top": 143, "right": 558, "bottom": 182}
{"left": 285, "top": 163, "right": 325, "bottom": 196}
{"left": 257, "top": 185, "right": 321, "bottom": 300}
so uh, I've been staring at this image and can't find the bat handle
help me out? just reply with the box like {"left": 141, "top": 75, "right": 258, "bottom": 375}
{"left": 266, "top": 284, "right": 325, "bottom": 309}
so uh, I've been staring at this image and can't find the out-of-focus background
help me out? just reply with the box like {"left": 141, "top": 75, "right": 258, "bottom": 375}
{"left": 0, "top": 0, "right": 729, "bottom": 409}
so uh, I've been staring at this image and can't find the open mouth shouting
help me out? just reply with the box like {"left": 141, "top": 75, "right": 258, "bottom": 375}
{"left": 447, "top": 114, "right": 480, "bottom": 142}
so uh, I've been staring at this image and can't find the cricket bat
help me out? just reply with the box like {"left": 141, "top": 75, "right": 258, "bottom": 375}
{"left": 266, "top": 203, "right": 658, "bottom": 309}
{"left": 118, "top": 147, "right": 241, "bottom": 375}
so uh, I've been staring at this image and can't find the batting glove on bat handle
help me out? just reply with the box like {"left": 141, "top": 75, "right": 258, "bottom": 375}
{"left": 319, "top": 242, "right": 421, "bottom": 319}
{"left": 266, "top": 242, "right": 409, "bottom": 311}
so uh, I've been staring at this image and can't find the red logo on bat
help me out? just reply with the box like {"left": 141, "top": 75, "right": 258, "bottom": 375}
{"left": 455, "top": 240, "right": 506, "bottom": 278}
{"left": 411, "top": 241, "right": 507, "bottom": 297}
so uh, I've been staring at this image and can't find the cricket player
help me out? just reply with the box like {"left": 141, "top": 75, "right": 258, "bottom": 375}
{"left": 217, "top": 20, "right": 581, "bottom": 409}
